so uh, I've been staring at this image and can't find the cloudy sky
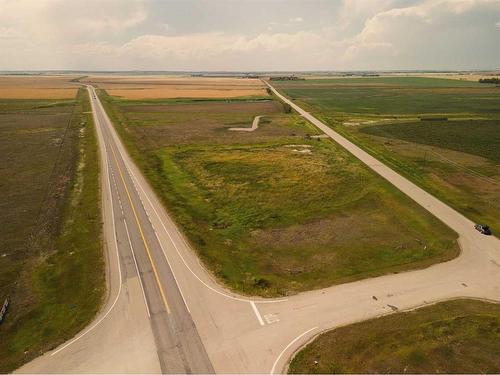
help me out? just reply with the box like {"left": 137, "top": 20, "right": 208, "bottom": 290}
{"left": 1, "top": 0, "right": 499, "bottom": 71}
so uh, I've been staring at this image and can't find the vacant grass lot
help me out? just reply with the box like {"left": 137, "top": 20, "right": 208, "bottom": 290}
{"left": 101, "top": 90, "right": 458, "bottom": 296}
{"left": 273, "top": 77, "right": 500, "bottom": 233}
{"left": 0, "top": 89, "right": 103, "bottom": 372}
{"left": 289, "top": 299, "right": 500, "bottom": 374}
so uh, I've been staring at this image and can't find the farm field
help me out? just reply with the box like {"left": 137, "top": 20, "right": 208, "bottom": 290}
{"left": 0, "top": 75, "right": 79, "bottom": 99}
{"left": 273, "top": 77, "right": 500, "bottom": 233}
{"left": 81, "top": 75, "right": 267, "bottom": 99}
{"left": 100, "top": 85, "right": 459, "bottom": 297}
{"left": 288, "top": 299, "right": 500, "bottom": 374}
{"left": 0, "top": 88, "right": 103, "bottom": 372}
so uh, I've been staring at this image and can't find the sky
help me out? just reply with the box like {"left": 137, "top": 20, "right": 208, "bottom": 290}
{"left": 0, "top": 0, "right": 499, "bottom": 71}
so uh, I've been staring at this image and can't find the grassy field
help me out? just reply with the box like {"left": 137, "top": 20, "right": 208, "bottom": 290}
{"left": 273, "top": 77, "right": 500, "bottom": 233}
{"left": 0, "top": 89, "right": 104, "bottom": 372}
{"left": 289, "top": 299, "right": 500, "bottom": 374}
{"left": 100, "top": 88, "right": 458, "bottom": 296}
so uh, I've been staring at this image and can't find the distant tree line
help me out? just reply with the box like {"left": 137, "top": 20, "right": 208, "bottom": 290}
{"left": 478, "top": 78, "right": 500, "bottom": 84}
{"left": 269, "top": 75, "right": 305, "bottom": 81}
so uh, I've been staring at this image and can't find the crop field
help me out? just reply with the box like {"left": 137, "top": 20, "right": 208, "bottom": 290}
{"left": 101, "top": 88, "right": 458, "bottom": 296}
{"left": 289, "top": 299, "right": 500, "bottom": 374}
{"left": 0, "top": 89, "right": 103, "bottom": 372}
{"left": 273, "top": 77, "right": 500, "bottom": 233}
{"left": 0, "top": 75, "right": 79, "bottom": 99}
{"left": 82, "top": 76, "right": 267, "bottom": 99}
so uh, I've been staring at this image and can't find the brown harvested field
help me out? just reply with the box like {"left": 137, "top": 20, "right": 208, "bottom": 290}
{"left": 0, "top": 89, "right": 104, "bottom": 372}
{"left": 0, "top": 75, "right": 79, "bottom": 99}
{"left": 82, "top": 75, "right": 267, "bottom": 99}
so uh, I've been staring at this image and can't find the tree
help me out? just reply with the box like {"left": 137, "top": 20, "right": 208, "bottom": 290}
{"left": 478, "top": 78, "right": 500, "bottom": 84}
{"left": 283, "top": 102, "right": 292, "bottom": 113}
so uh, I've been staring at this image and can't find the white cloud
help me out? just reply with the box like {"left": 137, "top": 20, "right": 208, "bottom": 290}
{"left": 0, "top": 0, "right": 498, "bottom": 70}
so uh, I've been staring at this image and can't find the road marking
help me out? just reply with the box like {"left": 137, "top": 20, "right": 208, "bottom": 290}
{"left": 124, "top": 219, "right": 151, "bottom": 318}
{"left": 250, "top": 301, "right": 265, "bottom": 326}
{"left": 150, "top": 223, "right": 191, "bottom": 313}
{"left": 51, "top": 89, "right": 123, "bottom": 356}
{"left": 109, "top": 142, "right": 171, "bottom": 314}
{"left": 270, "top": 327, "right": 318, "bottom": 374}
{"left": 264, "top": 313, "right": 280, "bottom": 325}
{"left": 113, "top": 152, "right": 191, "bottom": 314}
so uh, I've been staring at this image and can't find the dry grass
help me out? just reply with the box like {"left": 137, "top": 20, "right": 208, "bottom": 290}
{"left": 0, "top": 75, "right": 79, "bottom": 99}
{"left": 82, "top": 75, "right": 267, "bottom": 99}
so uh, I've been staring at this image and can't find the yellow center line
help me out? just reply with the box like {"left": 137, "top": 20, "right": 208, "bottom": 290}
{"left": 109, "top": 141, "right": 171, "bottom": 314}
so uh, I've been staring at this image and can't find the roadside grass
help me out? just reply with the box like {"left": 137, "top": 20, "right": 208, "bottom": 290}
{"left": 100, "top": 90, "right": 458, "bottom": 296}
{"left": 288, "top": 299, "right": 500, "bottom": 374}
{"left": 273, "top": 77, "right": 500, "bottom": 233}
{"left": 0, "top": 89, "right": 104, "bottom": 372}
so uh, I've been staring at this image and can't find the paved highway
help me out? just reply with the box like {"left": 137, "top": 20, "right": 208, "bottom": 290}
{"left": 18, "top": 84, "right": 500, "bottom": 374}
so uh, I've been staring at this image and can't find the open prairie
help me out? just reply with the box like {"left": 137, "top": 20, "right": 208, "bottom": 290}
{"left": 81, "top": 75, "right": 267, "bottom": 99}
{"left": 289, "top": 299, "right": 500, "bottom": 374}
{"left": 100, "top": 86, "right": 458, "bottom": 297}
{"left": 0, "top": 75, "right": 79, "bottom": 99}
{"left": 273, "top": 76, "right": 500, "bottom": 233}
{"left": 0, "top": 88, "right": 103, "bottom": 372}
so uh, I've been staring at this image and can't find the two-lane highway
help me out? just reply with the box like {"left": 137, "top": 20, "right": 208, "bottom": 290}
{"left": 88, "top": 86, "right": 214, "bottom": 373}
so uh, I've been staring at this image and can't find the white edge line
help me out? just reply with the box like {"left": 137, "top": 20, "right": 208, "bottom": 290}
{"left": 51, "top": 89, "right": 123, "bottom": 356}
{"left": 270, "top": 327, "right": 319, "bottom": 374}
{"left": 250, "top": 301, "right": 265, "bottom": 326}
{"left": 124, "top": 220, "right": 151, "bottom": 317}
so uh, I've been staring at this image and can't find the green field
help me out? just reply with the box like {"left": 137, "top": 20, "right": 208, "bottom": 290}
{"left": 100, "top": 90, "right": 458, "bottom": 296}
{"left": 273, "top": 77, "right": 500, "bottom": 233}
{"left": 289, "top": 299, "right": 500, "bottom": 374}
{"left": 363, "top": 119, "right": 500, "bottom": 162}
{"left": 0, "top": 89, "right": 104, "bottom": 372}
{"left": 278, "top": 77, "right": 500, "bottom": 115}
